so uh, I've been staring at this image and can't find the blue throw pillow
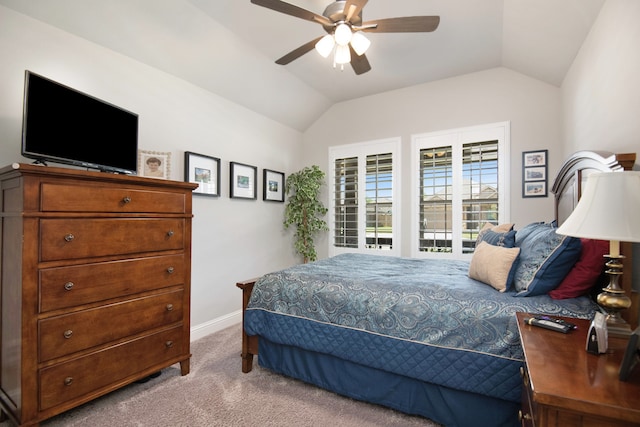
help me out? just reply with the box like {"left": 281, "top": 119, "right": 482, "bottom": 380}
{"left": 513, "top": 222, "right": 582, "bottom": 297}
{"left": 478, "top": 229, "right": 516, "bottom": 247}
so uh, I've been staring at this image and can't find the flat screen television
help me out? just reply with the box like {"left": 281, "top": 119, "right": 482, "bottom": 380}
{"left": 21, "top": 71, "right": 139, "bottom": 174}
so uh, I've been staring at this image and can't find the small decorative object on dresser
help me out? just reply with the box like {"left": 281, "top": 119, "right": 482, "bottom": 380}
{"left": 0, "top": 163, "right": 197, "bottom": 426}
{"left": 517, "top": 312, "right": 640, "bottom": 427}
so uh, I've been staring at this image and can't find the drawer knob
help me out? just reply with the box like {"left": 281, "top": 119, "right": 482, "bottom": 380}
{"left": 63, "top": 330, "right": 73, "bottom": 339}
{"left": 64, "top": 233, "right": 75, "bottom": 242}
{"left": 165, "top": 341, "right": 174, "bottom": 348}
{"left": 167, "top": 266, "right": 175, "bottom": 274}
{"left": 122, "top": 196, "right": 132, "bottom": 204}
{"left": 167, "top": 230, "right": 174, "bottom": 238}
{"left": 518, "top": 410, "right": 532, "bottom": 421}
{"left": 64, "top": 282, "right": 74, "bottom": 291}
{"left": 64, "top": 377, "right": 73, "bottom": 386}
{"left": 166, "top": 304, "right": 174, "bottom": 312}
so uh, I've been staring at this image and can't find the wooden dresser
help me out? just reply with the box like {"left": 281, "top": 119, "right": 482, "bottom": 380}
{"left": 0, "top": 163, "right": 197, "bottom": 426}
{"left": 516, "top": 312, "right": 640, "bottom": 427}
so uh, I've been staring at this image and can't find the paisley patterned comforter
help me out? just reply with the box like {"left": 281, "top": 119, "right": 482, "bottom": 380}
{"left": 245, "top": 253, "right": 597, "bottom": 402}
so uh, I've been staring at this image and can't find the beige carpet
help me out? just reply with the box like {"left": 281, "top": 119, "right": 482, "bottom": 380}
{"left": 1, "top": 324, "right": 440, "bottom": 426}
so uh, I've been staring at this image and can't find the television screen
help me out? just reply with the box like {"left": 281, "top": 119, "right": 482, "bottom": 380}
{"left": 21, "top": 71, "right": 139, "bottom": 174}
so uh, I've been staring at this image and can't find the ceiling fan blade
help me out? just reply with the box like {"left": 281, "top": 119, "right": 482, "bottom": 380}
{"left": 275, "top": 36, "right": 323, "bottom": 65}
{"left": 343, "top": 0, "right": 368, "bottom": 22}
{"left": 349, "top": 45, "right": 371, "bottom": 75}
{"left": 361, "top": 16, "right": 440, "bottom": 33}
{"left": 251, "top": 0, "right": 333, "bottom": 26}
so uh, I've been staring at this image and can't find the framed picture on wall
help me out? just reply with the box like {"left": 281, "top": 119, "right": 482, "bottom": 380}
{"left": 522, "top": 150, "right": 548, "bottom": 197}
{"left": 184, "top": 151, "right": 220, "bottom": 197}
{"left": 230, "top": 161, "right": 257, "bottom": 199}
{"left": 263, "top": 169, "right": 285, "bottom": 202}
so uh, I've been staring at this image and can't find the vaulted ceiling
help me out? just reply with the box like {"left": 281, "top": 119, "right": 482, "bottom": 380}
{"left": 0, "top": 0, "right": 605, "bottom": 131}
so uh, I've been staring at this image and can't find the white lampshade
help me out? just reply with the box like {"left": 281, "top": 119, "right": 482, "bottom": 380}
{"left": 315, "top": 34, "right": 335, "bottom": 58}
{"left": 334, "top": 44, "right": 351, "bottom": 65}
{"left": 556, "top": 171, "right": 640, "bottom": 256}
{"left": 334, "top": 23, "right": 352, "bottom": 46}
{"left": 350, "top": 31, "right": 371, "bottom": 56}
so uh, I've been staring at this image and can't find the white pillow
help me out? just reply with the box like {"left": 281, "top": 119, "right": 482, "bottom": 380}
{"left": 469, "top": 241, "right": 520, "bottom": 292}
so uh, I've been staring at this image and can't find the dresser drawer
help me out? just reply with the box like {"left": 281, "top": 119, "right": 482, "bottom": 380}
{"left": 39, "top": 290, "right": 184, "bottom": 362}
{"left": 40, "top": 218, "right": 185, "bottom": 261}
{"left": 39, "top": 254, "right": 185, "bottom": 312}
{"left": 40, "top": 182, "right": 187, "bottom": 213}
{"left": 39, "top": 325, "right": 185, "bottom": 411}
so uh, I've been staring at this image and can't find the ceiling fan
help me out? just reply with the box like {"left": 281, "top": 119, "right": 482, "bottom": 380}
{"left": 250, "top": 0, "right": 440, "bottom": 75}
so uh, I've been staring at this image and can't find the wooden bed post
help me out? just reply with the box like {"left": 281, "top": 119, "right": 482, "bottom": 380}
{"left": 236, "top": 278, "right": 259, "bottom": 373}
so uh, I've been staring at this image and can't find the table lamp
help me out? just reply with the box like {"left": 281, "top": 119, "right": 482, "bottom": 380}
{"left": 556, "top": 171, "right": 640, "bottom": 336}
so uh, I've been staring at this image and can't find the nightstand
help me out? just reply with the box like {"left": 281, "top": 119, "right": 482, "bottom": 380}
{"left": 516, "top": 312, "right": 640, "bottom": 427}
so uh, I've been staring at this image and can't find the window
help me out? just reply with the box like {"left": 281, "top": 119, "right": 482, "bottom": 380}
{"left": 329, "top": 138, "right": 400, "bottom": 257}
{"left": 411, "top": 122, "right": 510, "bottom": 259}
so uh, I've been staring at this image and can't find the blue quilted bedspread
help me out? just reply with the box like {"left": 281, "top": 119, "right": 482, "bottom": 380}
{"left": 245, "top": 253, "right": 597, "bottom": 402}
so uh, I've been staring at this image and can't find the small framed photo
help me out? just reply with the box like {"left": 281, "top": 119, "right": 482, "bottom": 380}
{"left": 523, "top": 150, "right": 547, "bottom": 167}
{"left": 230, "top": 161, "right": 257, "bottom": 200}
{"left": 139, "top": 150, "right": 171, "bottom": 179}
{"left": 263, "top": 169, "right": 285, "bottom": 202}
{"left": 184, "top": 151, "right": 220, "bottom": 197}
{"left": 522, "top": 150, "right": 548, "bottom": 198}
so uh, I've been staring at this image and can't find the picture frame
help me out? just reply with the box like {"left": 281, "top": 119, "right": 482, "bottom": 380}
{"left": 138, "top": 150, "right": 171, "bottom": 180}
{"left": 184, "top": 151, "right": 220, "bottom": 197}
{"left": 230, "top": 161, "right": 257, "bottom": 200}
{"left": 263, "top": 169, "right": 285, "bottom": 202}
{"left": 522, "top": 150, "right": 548, "bottom": 197}
{"left": 619, "top": 326, "right": 640, "bottom": 381}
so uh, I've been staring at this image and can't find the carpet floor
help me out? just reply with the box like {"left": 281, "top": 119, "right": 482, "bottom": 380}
{"left": 1, "top": 323, "right": 441, "bottom": 426}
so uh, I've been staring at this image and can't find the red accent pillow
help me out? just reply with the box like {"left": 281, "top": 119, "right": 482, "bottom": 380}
{"left": 549, "top": 238, "right": 609, "bottom": 299}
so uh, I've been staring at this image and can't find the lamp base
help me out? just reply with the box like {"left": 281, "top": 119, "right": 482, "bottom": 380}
{"left": 596, "top": 254, "right": 632, "bottom": 338}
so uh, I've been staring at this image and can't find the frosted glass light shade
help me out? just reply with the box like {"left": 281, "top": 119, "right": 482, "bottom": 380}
{"left": 350, "top": 31, "right": 370, "bottom": 56}
{"left": 556, "top": 171, "right": 640, "bottom": 248}
{"left": 334, "top": 44, "right": 351, "bottom": 64}
{"left": 334, "top": 23, "right": 352, "bottom": 46}
{"left": 315, "top": 34, "right": 335, "bottom": 58}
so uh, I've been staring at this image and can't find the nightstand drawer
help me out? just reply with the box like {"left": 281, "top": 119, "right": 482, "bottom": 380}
{"left": 39, "top": 325, "right": 185, "bottom": 411}
{"left": 39, "top": 290, "right": 184, "bottom": 362}
{"left": 39, "top": 254, "right": 186, "bottom": 312}
{"left": 40, "top": 182, "right": 187, "bottom": 213}
{"left": 40, "top": 218, "right": 185, "bottom": 261}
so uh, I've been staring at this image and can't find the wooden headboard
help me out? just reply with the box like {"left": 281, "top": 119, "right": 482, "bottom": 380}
{"left": 551, "top": 150, "right": 637, "bottom": 329}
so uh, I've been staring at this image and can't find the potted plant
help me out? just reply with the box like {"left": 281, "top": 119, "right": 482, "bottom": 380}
{"left": 284, "top": 165, "right": 328, "bottom": 263}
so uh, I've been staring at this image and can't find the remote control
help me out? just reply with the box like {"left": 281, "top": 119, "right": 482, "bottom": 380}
{"left": 523, "top": 317, "right": 572, "bottom": 333}
{"left": 537, "top": 316, "right": 577, "bottom": 330}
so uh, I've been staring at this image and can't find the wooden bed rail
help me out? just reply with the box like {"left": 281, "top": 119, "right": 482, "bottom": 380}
{"left": 237, "top": 278, "right": 259, "bottom": 373}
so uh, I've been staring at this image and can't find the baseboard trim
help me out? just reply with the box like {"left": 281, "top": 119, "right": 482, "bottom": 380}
{"left": 190, "top": 310, "right": 242, "bottom": 342}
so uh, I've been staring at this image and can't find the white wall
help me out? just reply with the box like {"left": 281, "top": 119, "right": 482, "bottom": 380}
{"left": 0, "top": 6, "right": 301, "bottom": 338}
{"left": 562, "top": 0, "right": 640, "bottom": 159}
{"left": 303, "top": 67, "right": 563, "bottom": 259}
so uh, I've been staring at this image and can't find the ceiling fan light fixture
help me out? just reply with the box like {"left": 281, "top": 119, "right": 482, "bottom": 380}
{"left": 334, "top": 23, "right": 352, "bottom": 46}
{"left": 315, "top": 34, "right": 335, "bottom": 58}
{"left": 350, "top": 31, "right": 370, "bottom": 56}
{"left": 334, "top": 44, "right": 351, "bottom": 65}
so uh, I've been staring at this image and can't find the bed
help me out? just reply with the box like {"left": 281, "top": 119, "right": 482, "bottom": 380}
{"left": 238, "top": 150, "right": 637, "bottom": 427}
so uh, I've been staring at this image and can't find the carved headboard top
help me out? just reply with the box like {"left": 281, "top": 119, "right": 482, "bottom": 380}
{"left": 551, "top": 150, "right": 637, "bottom": 329}
{"left": 552, "top": 151, "right": 636, "bottom": 226}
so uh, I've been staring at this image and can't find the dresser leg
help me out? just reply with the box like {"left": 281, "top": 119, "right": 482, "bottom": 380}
{"left": 180, "top": 359, "right": 190, "bottom": 375}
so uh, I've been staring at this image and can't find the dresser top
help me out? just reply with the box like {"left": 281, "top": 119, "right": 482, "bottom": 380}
{"left": 1, "top": 163, "right": 198, "bottom": 191}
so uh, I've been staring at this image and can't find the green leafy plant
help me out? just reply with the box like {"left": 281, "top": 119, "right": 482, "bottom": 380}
{"left": 284, "top": 165, "right": 328, "bottom": 263}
